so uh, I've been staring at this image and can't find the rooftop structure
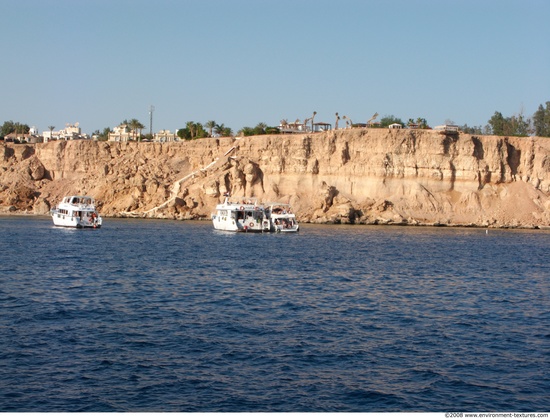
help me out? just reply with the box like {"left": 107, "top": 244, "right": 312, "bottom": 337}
{"left": 43, "top": 123, "right": 89, "bottom": 142}
{"left": 153, "top": 129, "right": 178, "bottom": 142}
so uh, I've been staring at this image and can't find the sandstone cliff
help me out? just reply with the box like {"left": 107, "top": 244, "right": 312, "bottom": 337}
{"left": 2, "top": 129, "right": 550, "bottom": 228}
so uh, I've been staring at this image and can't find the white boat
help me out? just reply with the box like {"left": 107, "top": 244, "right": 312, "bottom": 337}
{"left": 50, "top": 195, "right": 103, "bottom": 228}
{"left": 212, "top": 196, "right": 270, "bottom": 232}
{"left": 265, "top": 203, "right": 299, "bottom": 233}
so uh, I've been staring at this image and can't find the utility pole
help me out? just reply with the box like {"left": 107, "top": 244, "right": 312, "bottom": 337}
{"left": 149, "top": 105, "right": 155, "bottom": 138}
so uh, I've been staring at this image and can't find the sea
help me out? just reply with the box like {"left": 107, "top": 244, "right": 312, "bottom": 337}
{"left": 0, "top": 216, "right": 548, "bottom": 412}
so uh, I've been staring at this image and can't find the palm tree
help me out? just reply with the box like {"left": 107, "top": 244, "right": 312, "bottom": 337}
{"left": 311, "top": 111, "right": 317, "bottom": 131}
{"left": 205, "top": 120, "right": 216, "bottom": 137}
{"left": 215, "top": 123, "right": 233, "bottom": 137}
{"left": 335, "top": 112, "right": 340, "bottom": 130}
{"left": 416, "top": 117, "right": 428, "bottom": 129}
{"left": 254, "top": 122, "right": 267, "bottom": 135}
{"left": 186, "top": 121, "right": 197, "bottom": 140}
{"left": 48, "top": 125, "right": 55, "bottom": 141}
{"left": 214, "top": 123, "right": 225, "bottom": 137}
{"left": 128, "top": 118, "right": 145, "bottom": 141}
{"left": 138, "top": 122, "right": 145, "bottom": 140}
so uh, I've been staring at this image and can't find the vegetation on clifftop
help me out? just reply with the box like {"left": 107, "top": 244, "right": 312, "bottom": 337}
{"left": 2, "top": 101, "right": 550, "bottom": 142}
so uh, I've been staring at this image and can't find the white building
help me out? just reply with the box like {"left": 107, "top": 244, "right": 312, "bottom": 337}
{"left": 42, "top": 123, "right": 89, "bottom": 142}
{"left": 153, "top": 129, "right": 178, "bottom": 142}
{"left": 434, "top": 124, "right": 460, "bottom": 135}
{"left": 108, "top": 124, "right": 133, "bottom": 142}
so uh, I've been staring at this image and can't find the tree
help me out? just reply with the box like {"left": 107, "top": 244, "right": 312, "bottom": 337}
{"left": 178, "top": 123, "right": 194, "bottom": 140}
{"left": 48, "top": 125, "right": 55, "bottom": 140}
{"left": 127, "top": 118, "right": 145, "bottom": 141}
{"left": 239, "top": 126, "right": 255, "bottom": 137}
{"left": 379, "top": 115, "right": 404, "bottom": 127}
{"left": 532, "top": 101, "right": 550, "bottom": 137}
{"left": 404, "top": 117, "right": 430, "bottom": 128}
{"left": 92, "top": 127, "right": 111, "bottom": 141}
{"left": 214, "top": 123, "right": 233, "bottom": 137}
{"left": 488, "top": 111, "right": 506, "bottom": 136}
{"left": 265, "top": 126, "right": 280, "bottom": 134}
{"left": 1, "top": 121, "right": 30, "bottom": 137}
{"left": 254, "top": 122, "right": 267, "bottom": 135}
{"left": 193, "top": 121, "right": 208, "bottom": 139}
{"left": 238, "top": 123, "right": 274, "bottom": 137}
{"left": 415, "top": 117, "right": 429, "bottom": 129}
{"left": 459, "top": 124, "right": 483, "bottom": 135}
{"left": 177, "top": 121, "right": 208, "bottom": 140}
{"left": 488, "top": 111, "right": 530, "bottom": 137}
{"left": 508, "top": 113, "right": 529, "bottom": 137}
{"left": 1, "top": 121, "right": 13, "bottom": 137}
{"left": 221, "top": 126, "right": 233, "bottom": 137}
{"left": 205, "top": 120, "right": 216, "bottom": 137}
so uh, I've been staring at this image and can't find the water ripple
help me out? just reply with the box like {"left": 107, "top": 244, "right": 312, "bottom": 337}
{"left": 0, "top": 218, "right": 549, "bottom": 411}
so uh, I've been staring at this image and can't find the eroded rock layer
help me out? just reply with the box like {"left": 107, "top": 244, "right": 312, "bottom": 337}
{"left": 1, "top": 128, "right": 549, "bottom": 228}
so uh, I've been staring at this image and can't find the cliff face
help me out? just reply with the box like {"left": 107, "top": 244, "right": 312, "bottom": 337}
{"left": 2, "top": 129, "right": 550, "bottom": 227}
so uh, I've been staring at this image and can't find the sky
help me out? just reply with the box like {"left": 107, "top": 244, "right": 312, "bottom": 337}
{"left": 1, "top": 0, "right": 549, "bottom": 135}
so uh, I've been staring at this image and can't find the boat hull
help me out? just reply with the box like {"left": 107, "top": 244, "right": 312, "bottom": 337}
{"left": 268, "top": 208, "right": 299, "bottom": 233}
{"left": 211, "top": 198, "right": 300, "bottom": 233}
{"left": 274, "top": 225, "right": 299, "bottom": 233}
{"left": 212, "top": 215, "right": 269, "bottom": 232}
{"left": 50, "top": 195, "right": 103, "bottom": 229}
{"left": 51, "top": 213, "right": 102, "bottom": 228}
{"left": 212, "top": 197, "right": 269, "bottom": 232}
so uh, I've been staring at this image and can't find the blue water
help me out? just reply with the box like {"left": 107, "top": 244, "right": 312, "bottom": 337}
{"left": 0, "top": 216, "right": 548, "bottom": 412}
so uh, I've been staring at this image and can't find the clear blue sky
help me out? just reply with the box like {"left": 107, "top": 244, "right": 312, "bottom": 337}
{"left": 1, "top": 0, "right": 549, "bottom": 135}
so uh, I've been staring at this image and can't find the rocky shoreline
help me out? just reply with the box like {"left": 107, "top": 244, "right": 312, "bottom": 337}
{"left": 1, "top": 128, "right": 549, "bottom": 229}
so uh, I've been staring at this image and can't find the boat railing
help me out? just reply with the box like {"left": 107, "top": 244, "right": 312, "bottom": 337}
{"left": 74, "top": 202, "right": 96, "bottom": 209}
{"left": 264, "top": 202, "right": 291, "bottom": 206}
{"left": 267, "top": 204, "right": 294, "bottom": 216}
{"left": 62, "top": 196, "right": 96, "bottom": 206}
{"left": 224, "top": 196, "right": 260, "bottom": 206}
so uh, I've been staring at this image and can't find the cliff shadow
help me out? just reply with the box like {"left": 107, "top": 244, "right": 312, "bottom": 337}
{"left": 472, "top": 137, "right": 484, "bottom": 160}
{"left": 42, "top": 169, "right": 53, "bottom": 181}
{"left": 441, "top": 135, "right": 458, "bottom": 190}
{"left": 449, "top": 161, "right": 456, "bottom": 191}
{"left": 341, "top": 141, "right": 350, "bottom": 165}
{"left": 442, "top": 135, "right": 458, "bottom": 156}
{"left": 472, "top": 137, "right": 489, "bottom": 189}
{"left": 478, "top": 167, "right": 491, "bottom": 190}
{"left": 505, "top": 140, "right": 521, "bottom": 180}
{"left": 3, "top": 146, "right": 15, "bottom": 160}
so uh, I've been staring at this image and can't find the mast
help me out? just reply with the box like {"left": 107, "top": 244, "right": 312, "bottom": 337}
{"left": 149, "top": 105, "right": 155, "bottom": 138}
